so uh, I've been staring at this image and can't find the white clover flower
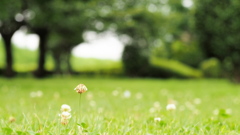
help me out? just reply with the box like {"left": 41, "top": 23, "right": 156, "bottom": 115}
{"left": 154, "top": 117, "right": 161, "bottom": 122}
{"left": 135, "top": 92, "right": 143, "bottom": 99}
{"left": 226, "top": 108, "right": 232, "bottom": 115}
{"left": 149, "top": 107, "right": 156, "bottom": 113}
{"left": 61, "top": 104, "right": 71, "bottom": 112}
{"left": 60, "top": 112, "right": 71, "bottom": 119}
{"left": 123, "top": 90, "right": 131, "bottom": 98}
{"left": 213, "top": 109, "right": 219, "bottom": 115}
{"left": 74, "top": 84, "right": 88, "bottom": 94}
{"left": 193, "top": 98, "right": 202, "bottom": 105}
{"left": 112, "top": 90, "right": 119, "bottom": 96}
{"left": 89, "top": 100, "right": 96, "bottom": 107}
{"left": 153, "top": 101, "right": 161, "bottom": 108}
{"left": 30, "top": 91, "right": 43, "bottom": 98}
{"left": 30, "top": 91, "right": 37, "bottom": 98}
{"left": 36, "top": 90, "right": 43, "bottom": 97}
{"left": 166, "top": 104, "right": 176, "bottom": 111}
{"left": 78, "top": 126, "right": 83, "bottom": 134}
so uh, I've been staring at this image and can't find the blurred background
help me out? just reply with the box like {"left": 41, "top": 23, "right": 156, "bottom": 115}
{"left": 0, "top": 0, "right": 239, "bottom": 81}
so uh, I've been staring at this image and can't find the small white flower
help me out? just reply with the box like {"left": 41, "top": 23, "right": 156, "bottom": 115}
{"left": 30, "top": 91, "right": 43, "bottom": 98}
{"left": 123, "top": 90, "right": 131, "bottom": 98}
{"left": 30, "top": 92, "right": 37, "bottom": 98}
{"left": 61, "top": 104, "right": 71, "bottom": 112}
{"left": 89, "top": 100, "right": 96, "bottom": 107}
{"left": 112, "top": 90, "right": 119, "bottom": 96}
{"left": 213, "top": 109, "right": 219, "bottom": 115}
{"left": 154, "top": 117, "right": 161, "bottom": 122}
{"left": 153, "top": 101, "right": 161, "bottom": 108}
{"left": 61, "top": 112, "right": 71, "bottom": 119}
{"left": 166, "top": 104, "right": 176, "bottom": 111}
{"left": 36, "top": 90, "right": 43, "bottom": 97}
{"left": 193, "top": 98, "right": 202, "bottom": 105}
{"left": 149, "top": 107, "right": 156, "bottom": 113}
{"left": 135, "top": 92, "right": 143, "bottom": 99}
{"left": 226, "top": 108, "right": 232, "bottom": 115}
{"left": 78, "top": 126, "right": 83, "bottom": 134}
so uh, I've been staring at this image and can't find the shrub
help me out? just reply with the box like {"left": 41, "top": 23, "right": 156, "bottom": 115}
{"left": 171, "top": 41, "right": 204, "bottom": 67}
{"left": 150, "top": 56, "right": 203, "bottom": 78}
{"left": 200, "top": 58, "right": 222, "bottom": 78}
{"left": 122, "top": 45, "right": 150, "bottom": 76}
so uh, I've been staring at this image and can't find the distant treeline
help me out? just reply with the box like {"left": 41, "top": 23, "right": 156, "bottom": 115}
{"left": 0, "top": 0, "right": 240, "bottom": 81}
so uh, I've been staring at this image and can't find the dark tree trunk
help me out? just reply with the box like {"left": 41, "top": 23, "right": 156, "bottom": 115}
{"left": 53, "top": 53, "right": 62, "bottom": 75}
{"left": 1, "top": 33, "right": 15, "bottom": 77}
{"left": 66, "top": 51, "right": 73, "bottom": 74}
{"left": 33, "top": 28, "right": 49, "bottom": 78}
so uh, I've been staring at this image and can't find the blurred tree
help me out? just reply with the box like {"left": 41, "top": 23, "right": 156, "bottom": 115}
{"left": 47, "top": 0, "right": 102, "bottom": 74}
{"left": 109, "top": 0, "right": 199, "bottom": 76}
{"left": 26, "top": 0, "right": 53, "bottom": 77}
{"left": 195, "top": 0, "right": 240, "bottom": 80}
{"left": 104, "top": 4, "right": 164, "bottom": 76}
{"left": 150, "top": 0, "right": 205, "bottom": 68}
{"left": 0, "top": 0, "right": 26, "bottom": 77}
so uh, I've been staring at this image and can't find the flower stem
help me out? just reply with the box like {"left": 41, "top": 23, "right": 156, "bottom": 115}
{"left": 78, "top": 93, "right": 82, "bottom": 124}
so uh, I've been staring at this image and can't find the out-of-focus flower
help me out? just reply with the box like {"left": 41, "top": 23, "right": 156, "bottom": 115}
{"left": 135, "top": 92, "right": 143, "bottom": 99}
{"left": 112, "top": 90, "right": 119, "bottom": 96}
{"left": 74, "top": 84, "right": 88, "bottom": 94}
{"left": 193, "top": 98, "right": 202, "bottom": 105}
{"left": 89, "top": 100, "right": 96, "bottom": 107}
{"left": 213, "top": 109, "right": 219, "bottom": 115}
{"left": 149, "top": 107, "right": 156, "bottom": 113}
{"left": 166, "top": 104, "right": 176, "bottom": 111}
{"left": 226, "top": 108, "right": 232, "bottom": 115}
{"left": 61, "top": 104, "right": 71, "bottom": 112}
{"left": 123, "top": 90, "right": 131, "bottom": 98}
{"left": 60, "top": 112, "right": 71, "bottom": 119}
{"left": 59, "top": 105, "right": 72, "bottom": 125}
{"left": 154, "top": 117, "right": 161, "bottom": 122}
{"left": 153, "top": 101, "right": 161, "bottom": 108}
{"left": 30, "top": 90, "right": 43, "bottom": 98}
{"left": 78, "top": 126, "right": 83, "bottom": 134}
{"left": 86, "top": 92, "right": 93, "bottom": 100}
{"left": 36, "top": 91, "right": 43, "bottom": 97}
{"left": 9, "top": 116, "right": 16, "bottom": 123}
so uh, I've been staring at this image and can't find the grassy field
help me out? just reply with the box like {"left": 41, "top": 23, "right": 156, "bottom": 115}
{"left": 0, "top": 77, "right": 240, "bottom": 134}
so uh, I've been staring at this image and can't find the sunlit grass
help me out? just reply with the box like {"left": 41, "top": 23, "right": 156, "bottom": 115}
{"left": 0, "top": 77, "right": 240, "bottom": 134}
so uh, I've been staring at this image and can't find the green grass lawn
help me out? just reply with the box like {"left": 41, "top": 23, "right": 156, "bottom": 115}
{"left": 0, "top": 77, "right": 240, "bottom": 134}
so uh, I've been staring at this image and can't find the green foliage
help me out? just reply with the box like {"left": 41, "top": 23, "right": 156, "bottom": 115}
{"left": 171, "top": 41, "right": 205, "bottom": 67}
{"left": 151, "top": 42, "right": 170, "bottom": 59}
{"left": 200, "top": 58, "right": 222, "bottom": 78}
{"left": 150, "top": 56, "right": 203, "bottom": 78}
{"left": 195, "top": 0, "right": 240, "bottom": 78}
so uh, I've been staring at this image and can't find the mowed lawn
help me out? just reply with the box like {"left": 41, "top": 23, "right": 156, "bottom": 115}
{"left": 0, "top": 77, "right": 240, "bottom": 134}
